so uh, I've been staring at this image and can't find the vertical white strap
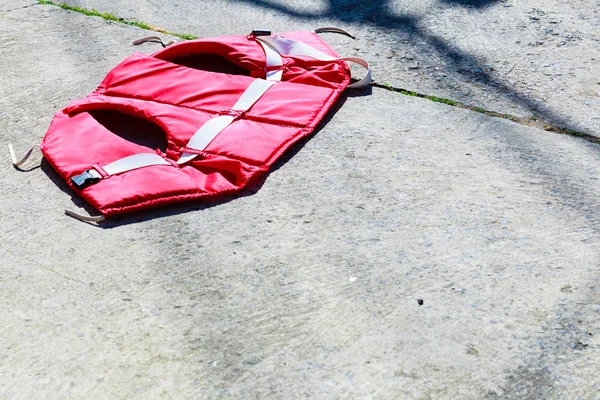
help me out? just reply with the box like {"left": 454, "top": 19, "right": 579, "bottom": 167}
{"left": 256, "top": 39, "right": 284, "bottom": 81}
{"left": 178, "top": 79, "right": 276, "bottom": 165}
{"left": 232, "top": 79, "right": 277, "bottom": 110}
{"left": 177, "top": 115, "right": 235, "bottom": 165}
{"left": 257, "top": 36, "right": 337, "bottom": 62}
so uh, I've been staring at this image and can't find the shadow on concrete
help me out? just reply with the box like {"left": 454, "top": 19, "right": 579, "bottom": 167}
{"left": 439, "top": 0, "right": 500, "bottom": 8}
{"left": 233, "top": 0, "right": 578, "bottom": 133}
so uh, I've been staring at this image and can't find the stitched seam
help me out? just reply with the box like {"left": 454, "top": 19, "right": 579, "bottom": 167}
{"left": 102, "top": 169, "right": 259, "bottom": 215}
{"left": 264, "top": 88, "right": 337, "bottom": 166}
{"left": 97, "top": 92, "right": 306, "bottom": 129}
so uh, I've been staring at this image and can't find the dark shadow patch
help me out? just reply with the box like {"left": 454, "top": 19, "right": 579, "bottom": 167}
{"left": 88, "top": 110, "right": 168, "bottom": 152}
{"left": 439, "top": 0, "right": 500, "bottom": 8}
{"left": 233, "top": 0, "right": 586, "bottom": 134}
{"left": 169, "top": 54, "right": 250, "bottom": 76}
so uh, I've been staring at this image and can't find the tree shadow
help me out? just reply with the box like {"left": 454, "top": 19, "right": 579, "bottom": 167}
{"left": 439, "top": 0, "right": 500, "bottom": 8}
{"left": 228, "top": 1, "right": 600, "bottom": 393}
{"left": 234, "top": 0, "right": 579, "bottom": 133}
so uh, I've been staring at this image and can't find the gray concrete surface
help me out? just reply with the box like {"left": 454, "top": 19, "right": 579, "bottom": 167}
{"left": 1, "top": 1, "right": 600, "bottom": 399}
{"left": 57, "top": 0, "right": 600, "bottom": 135}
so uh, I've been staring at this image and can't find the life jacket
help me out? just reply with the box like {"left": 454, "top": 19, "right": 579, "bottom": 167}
{"left": 11, "top": 28, "right": 370, "bottom": 221}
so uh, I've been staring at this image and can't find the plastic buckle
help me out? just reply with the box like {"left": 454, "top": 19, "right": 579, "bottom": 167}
{"left": 249, "top": 29, "right": 272, "bottom": 37}
{"left": 70, "top": 169, "right": 101, "bottom": 189}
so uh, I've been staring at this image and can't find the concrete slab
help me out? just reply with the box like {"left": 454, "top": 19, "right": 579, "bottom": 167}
{"left": 57, "top": 0, "right": 600, "bottom": 135}
{"left": 1, "top": 3, "right": 600, "bottom": 399}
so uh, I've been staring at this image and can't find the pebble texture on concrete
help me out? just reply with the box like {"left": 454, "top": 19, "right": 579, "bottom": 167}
{"left": 1, "top": 2, "right": 599, "bottom": 399}
{"left": 58, "top": 0, "right": 600, "bottom": 135}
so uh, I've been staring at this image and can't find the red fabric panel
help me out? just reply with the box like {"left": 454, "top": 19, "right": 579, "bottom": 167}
{"left": 41, "top": 31, "right": 351, "bottom": 217}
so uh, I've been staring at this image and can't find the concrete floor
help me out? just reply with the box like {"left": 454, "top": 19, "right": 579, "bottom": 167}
{"left": 1, "top": 1, "right": 599, "bottom": 398}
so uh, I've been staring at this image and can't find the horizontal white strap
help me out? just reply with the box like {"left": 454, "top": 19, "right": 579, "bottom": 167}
{"left": 102, "top": 153, "right": 171, "bottom": 176}
{"left": 256, "top": 36, "right": 371, "bottom": 90}
{"left": 178, "top": 79, "right": 276, "bottom": 165}
{"left": 257, "top": 36, "right": 337, "bottom": 62}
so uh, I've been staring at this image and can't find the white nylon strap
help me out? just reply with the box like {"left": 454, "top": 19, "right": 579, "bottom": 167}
{"left": 101, "top": 153, "right": 170, "bottom": 176}
{"left": 256, "top": 36, "right": 371, "bottom": 89}
{"left": 256, "top": 40, "right": 283, "bottom": 81}
{"left": 178, "top": 78, "right": 276, "bottom": 165}
{"left": 8, "top": 143, "right": 41, "bottom": 168}
{"left": 71, "top": 153, "right": 170, "bottom": 189}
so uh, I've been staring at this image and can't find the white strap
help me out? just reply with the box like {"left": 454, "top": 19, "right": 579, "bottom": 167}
{"left": 178, "top": 78, "right": 276, "bottom": 164}
{"left": 102, "top": 153, "right": 170, "bottom": 176}
{"left": 256, "top": 36, "right": 371, "bottom": 90}
{"left": 70, "top": 153, "right": 171, "bottom": 189}
{"left": 256, "top": 40, "right": 283, "bottom": 81}
{"left": 258, "top": 36, "right": 337, "bottom": 62}
{"left": 8, "top": 143, "right": 41, "bottom": 168}
{"left": 341, "top": 57, "right": 372, "bottom": 90}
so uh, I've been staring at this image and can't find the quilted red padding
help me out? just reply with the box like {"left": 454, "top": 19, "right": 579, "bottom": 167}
{"left": 41, "top": 31, "right": 351, "bottom": 217}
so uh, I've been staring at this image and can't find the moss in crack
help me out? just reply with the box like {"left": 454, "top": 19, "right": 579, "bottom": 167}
{"left": 373, "top": 81, "right": 595, "bottom": 143}
{"left": 36, "top": 0, "right": 196, "bottom": 40}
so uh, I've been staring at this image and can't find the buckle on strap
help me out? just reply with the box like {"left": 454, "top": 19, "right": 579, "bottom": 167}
{"left": 71, "top": 169, "right": 102, "bottom": 189}
{"left": 249, "top": 29, "right": 272, "bottom": 38}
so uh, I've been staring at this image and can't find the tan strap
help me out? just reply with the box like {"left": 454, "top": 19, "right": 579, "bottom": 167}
{"left": 132, "top": 36, "right": 174, "bottom": 48}
{"left": 8, "top": 143, "right": 41, "bottom": 168}
{"left": 314, "top": 27, "right": 356, "bottom": 40}
{"left": 65, "top": 209, "right": 105, "bottom": 223}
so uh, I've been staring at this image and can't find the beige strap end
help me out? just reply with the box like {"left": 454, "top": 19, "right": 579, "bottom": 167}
{"left": 132, "top": 36, "right": 174, "bottom": 48}
{"left": 314, "top": 27, "right": 356, "bottom": 40}
{"left": 65, "top": 209, "right": 105, "bottom": 223}
{"left": 8, "top": 143, "right": 41, "bottom": 168}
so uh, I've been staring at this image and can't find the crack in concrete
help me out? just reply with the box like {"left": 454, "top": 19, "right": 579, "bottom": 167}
{"left": 30, "top": 0, "right": 598, "bottom": 145}
{"left": 3, "top": 245, "right": 89, "bottom": 287}
{"left": 40, "top": 265, "right": 88, "bottom": 286}
{"left": 1, "top": 3, "right": 38, "bottom": 12}
{"left": 372, "top": 82, "right": 598, "bottom": 145}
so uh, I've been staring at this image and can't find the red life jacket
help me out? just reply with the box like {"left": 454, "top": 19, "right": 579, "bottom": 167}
{"left": 36, "top": 29, "right": 370, "bottom": 220}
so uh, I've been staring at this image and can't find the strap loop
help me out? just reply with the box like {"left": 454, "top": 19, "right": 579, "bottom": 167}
{"left": 132, "top": 36, "right": 174, "bottom": 48}
{"left": 341, "top": 57, "right": 372, "bottom": 90}
{"left": 65, "top": 209, "right": 105, "bottom": 223}
{"left": 314, "top": 27, "right": 356, "bottom": 40}
{"left": 8, "top": 143, "right": 41, "bottom": 168}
